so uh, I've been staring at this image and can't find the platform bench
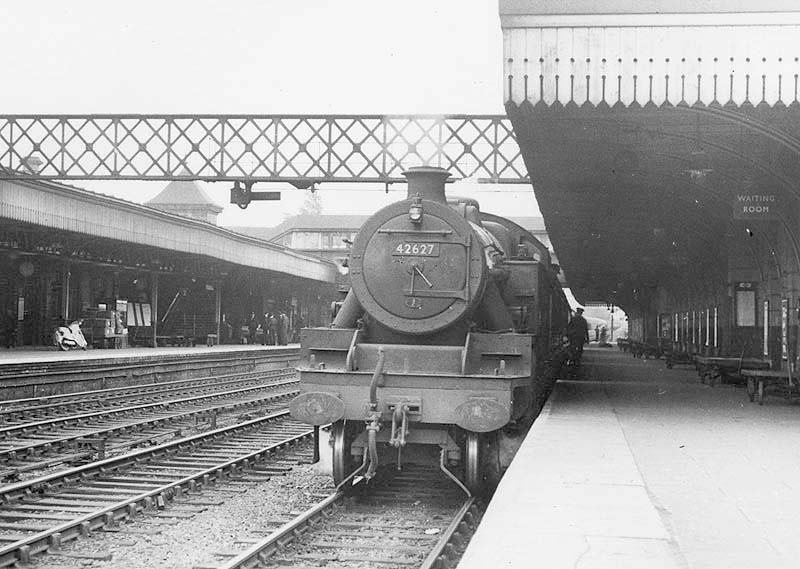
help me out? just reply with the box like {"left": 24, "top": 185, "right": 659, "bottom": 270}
{"left": 664, "top": 351, "right": 696, "bottom": 369}
{"left": 156, "top": 335, "right": 187, "bottom": 347}
{"left": 694, "top": 356, "right": 771, "bottom": 387}
{"left": 741, "top": 369, "right": 799, "bottom": 405}
{"left": 629, "top": 341, "right": 661, "bottom": 359}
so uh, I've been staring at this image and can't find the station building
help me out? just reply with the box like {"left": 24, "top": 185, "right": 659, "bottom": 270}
{"left": 0, "top": 177, "right": 337, "bottom": 348}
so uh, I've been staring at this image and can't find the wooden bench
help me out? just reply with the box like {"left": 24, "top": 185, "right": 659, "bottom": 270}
{"left": 628, "top": 340, "right": 661, "bottom": 359}
{"left": 694, "top": 356, "right": 771, "bottom": 387}
{"left": 156, "top": 335, "right": 187, "bottom": 347}
{"left": 664, "top": 351, "right": 696, "bottom": 369}
{"left": 741, "top": 369, "right": 799, "bottom": 405}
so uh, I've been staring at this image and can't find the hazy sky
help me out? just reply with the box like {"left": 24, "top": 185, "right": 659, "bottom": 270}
{"left": 1, "top": 0, "right": 540, "bottom": 226}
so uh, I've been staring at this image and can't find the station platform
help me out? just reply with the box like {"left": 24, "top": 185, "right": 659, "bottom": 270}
{"left": 458, "top": 347, "right": 800, "bottom": 569}
{"left": 0, "top": 343, "right": 300, "bottom": 399}
{"left": 0, "top": 343, "right": 298, "bottom": 367}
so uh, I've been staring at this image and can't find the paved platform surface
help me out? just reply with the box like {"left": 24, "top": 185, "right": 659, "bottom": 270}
{"left": 458, "top": 347, "right": 800, "bottom": 569}
{"left": 0, "top": 344, "right": 298, "bottom": 366}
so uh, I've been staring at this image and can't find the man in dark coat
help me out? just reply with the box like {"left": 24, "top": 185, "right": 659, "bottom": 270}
{"left": 277, "top": 311, "right": 289, "bottom": 346}
{"left": 566, "top": 307, "right": 590, "bottom": 360}
{"left": 247, "top": 312, "right": 259, "bottom": 345}
{"left": 265, "top": 312, "right": 278, "bottom": 345}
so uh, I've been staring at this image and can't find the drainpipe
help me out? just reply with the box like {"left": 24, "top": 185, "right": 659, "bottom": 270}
{"left": 152, "top": 272, "right": 159, "bottom": 348}
{"left": 63, "top": 262, "right": 71, "bottom": 322}
{"left": 215, "top": 280, "right": 222, "bottom": 343}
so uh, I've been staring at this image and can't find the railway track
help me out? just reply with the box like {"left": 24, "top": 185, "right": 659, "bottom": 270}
{"left": 0, "top": 410, "right": 314, "bottom": 567}
{"left": 0, "top": 369, "right": 277, "bottom": 422}
{"left": 0, "top": 368, "right": 299, "bottom": 480}
{"left": 0, "top": 348, "right": 300, "bottom": 401}
{"left": 206, "top": 464, "right": 482, "bottom": 569}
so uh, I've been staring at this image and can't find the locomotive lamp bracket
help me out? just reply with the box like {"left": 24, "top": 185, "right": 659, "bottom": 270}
{"left": 409, "top": 194, "right": 423, "bottom": 224}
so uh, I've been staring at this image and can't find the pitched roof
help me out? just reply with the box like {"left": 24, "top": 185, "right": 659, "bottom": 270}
{"left": 1, "top": 178, "right": 335, "bottom": 283}
{"left": 146, "top": 176, "right": 223, "bottom": 212}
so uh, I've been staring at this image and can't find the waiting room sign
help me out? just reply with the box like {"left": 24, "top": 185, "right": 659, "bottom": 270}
{"left": 733, "top": 193, "right": 778, "bottom": 219}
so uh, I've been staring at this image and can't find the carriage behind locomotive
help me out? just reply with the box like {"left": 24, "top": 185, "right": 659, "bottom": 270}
{"left": 290, "top": 167, "right": 568, "bottom": 493}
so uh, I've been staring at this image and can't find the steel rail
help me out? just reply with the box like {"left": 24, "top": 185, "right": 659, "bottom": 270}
{"left": 0, "top": 376, "right": 296, "bottom": 439}
{"left": 419, "top": 497, "right": 480, "bottom": 569}
{"left": 215, "top": 491, "right": 345, "bottom": 569}
{"left": 216, "top": 471, "right": 480, "bottom": 569}
{"left": 0, "top": 385, "right": 299, "bottom": 472}
{"left": 1, "top": 368, "right": 268, "bottom": 409}
{"left": 0, "top": 410, "right": 297, "bottom": 501}
{"left": 0, "top": 368, "right": 287, "bottom": 419}
{"left": 0, "top": 411, "right": 313, "bottom": 567}
{"left": 0, "top": 378, "right": 299, "bottom": 464}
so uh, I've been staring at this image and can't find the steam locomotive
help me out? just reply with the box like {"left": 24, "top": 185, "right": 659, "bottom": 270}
{"left": 290, "top": 166, "right": 568, "bottom": 494}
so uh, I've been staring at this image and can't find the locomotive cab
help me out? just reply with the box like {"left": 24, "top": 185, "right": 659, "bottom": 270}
{"left": 290, "top": 167, "right": 563, "bottom": 494}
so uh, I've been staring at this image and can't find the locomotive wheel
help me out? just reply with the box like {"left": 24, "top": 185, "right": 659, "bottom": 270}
{"left": 332, "top": 420, "right": 361, "bottom": 486}
{"left": 465, "top": 431, "right": 483, "bottom": 495}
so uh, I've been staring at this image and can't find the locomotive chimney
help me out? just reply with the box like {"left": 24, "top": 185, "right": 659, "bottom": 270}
{"left": 403, "top": 166, "right": 450, "bottom": 204}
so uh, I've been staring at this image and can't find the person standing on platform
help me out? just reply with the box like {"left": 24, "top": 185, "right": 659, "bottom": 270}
{"left": 566, "top": 307, "right": 590, "bottom": 361}
{"left": 239, "top": 316, "right": 249, "bottom": 344}
{"left": 221, "top": 313, "right": 233, "bottom": 344}
{"left": 247, "top": 312, "right": 258, "bottom": 345}
{"left": 266, "top": 312, "right": 278, "bottom": 345}
{"left": 278, "top": 311, "right": 289, "bottom": 345}
{"left": 294, "top": 315, "right": 304, "bottom": 343}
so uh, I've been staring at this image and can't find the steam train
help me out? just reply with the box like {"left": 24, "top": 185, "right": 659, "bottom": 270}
{"left": 290, "top": 167, "right": 569, "bottom": 494}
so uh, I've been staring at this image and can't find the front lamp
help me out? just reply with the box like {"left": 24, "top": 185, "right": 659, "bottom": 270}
{"left": 409, "top": 195, "right": 423, "bottom": 224}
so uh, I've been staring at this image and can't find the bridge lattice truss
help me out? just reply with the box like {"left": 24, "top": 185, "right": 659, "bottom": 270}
{"left": 0, "top": 115, "right": 527, "bottom": 184}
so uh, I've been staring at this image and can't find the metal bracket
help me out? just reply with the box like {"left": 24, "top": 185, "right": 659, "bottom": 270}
{"left": 230, "top": 181, "right": 281, "bottom": 209}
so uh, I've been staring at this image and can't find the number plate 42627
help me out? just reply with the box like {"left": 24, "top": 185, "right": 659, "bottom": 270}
{"left": 392, "top": 242, "right": 440, "bottom": 256}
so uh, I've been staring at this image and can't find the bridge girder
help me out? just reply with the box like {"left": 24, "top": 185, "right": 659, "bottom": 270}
{"left": 0, "top": 115, "right": 528, "bottom": 185}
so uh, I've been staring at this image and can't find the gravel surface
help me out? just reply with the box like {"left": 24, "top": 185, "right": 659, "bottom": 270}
{"left": 29, "top": 446, "right": 334, "bottom": 569}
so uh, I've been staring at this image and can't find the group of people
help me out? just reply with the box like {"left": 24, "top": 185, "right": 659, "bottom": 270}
{"left": 552, "top": 306, "right": 617, "bottom": 378}
{"left": 244, "top": 310, "right": 290, "bottom": 346}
